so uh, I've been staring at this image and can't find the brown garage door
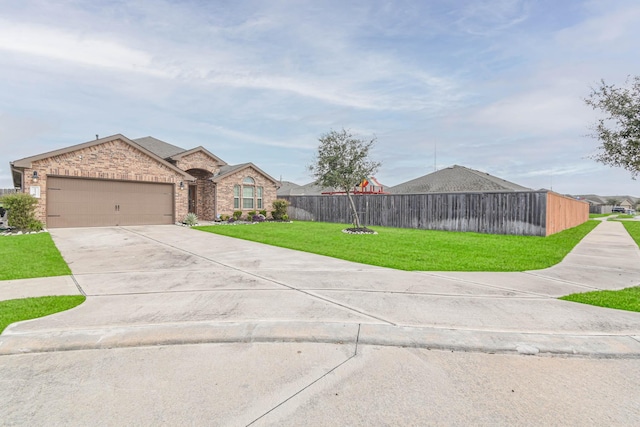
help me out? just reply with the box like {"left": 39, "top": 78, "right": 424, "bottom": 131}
{"left": 46, "top": 177, "right": 174, "bottom": 228}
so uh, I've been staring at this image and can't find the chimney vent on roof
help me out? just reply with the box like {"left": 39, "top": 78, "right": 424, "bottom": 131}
{"left": 96, "top": 134, "right": 99, "bottom": 140}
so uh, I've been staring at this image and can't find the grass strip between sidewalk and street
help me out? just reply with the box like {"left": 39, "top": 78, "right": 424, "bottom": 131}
{"left": 194, "top": 220, "right": 598, "bottom": 272}
{"left": 0, "top": 233, "right": 71, "bottom": 280}
{"left": 0, "top": 295, "right": 86, "bottom": 334}
{"left": 558, "top": 221, "right": 640, "bottom": 312}
{"left": 622, "top": 221, "right": 640, "bottom": 247}
{"left": 560, "top": 287, "right": 640, "bottom": 313}
{"left": 608, "top": 214, "right": 636, "bottom": 220}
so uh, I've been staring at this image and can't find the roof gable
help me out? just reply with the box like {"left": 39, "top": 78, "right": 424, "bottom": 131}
{"left": 12, "top": 134, "right": 194, "bottom": 179}
{"left": 213, "top": 163, "right": 278, "bottom": 184}
{"left": 170, "top": 146, "right": 227, "bottom": 165}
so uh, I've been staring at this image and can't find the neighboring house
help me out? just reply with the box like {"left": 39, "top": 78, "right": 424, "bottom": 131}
{"left": 277, "top": 181, "right": 335, "bottom": 197}
{"left": 388, "top": 165, "right": 531, "bottom": 194}
{"left": 618, "top": 197, "right": 636, "bottom": 210}
{"left": 275, "top": 180, "right": 303, "bottom": 197}
{"left": 276, "top": 177, "right": 387, "bottom": 197}
{"left": 574, "top": 194, "right": 639, "bottom": 214}
{"left": 574, "top": 194, "right": 610, "bottom": 213}
{"left": 10, "top": 134, "right": 278, "bottom": 228}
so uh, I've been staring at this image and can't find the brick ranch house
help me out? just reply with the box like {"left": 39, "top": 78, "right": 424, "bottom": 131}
{"left": 9, "top": 134, "right": 278, "bottom": 228}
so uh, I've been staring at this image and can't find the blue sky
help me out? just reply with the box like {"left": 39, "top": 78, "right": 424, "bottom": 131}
{"left": 1, "top": 0, "right": 639, "bottom": 196}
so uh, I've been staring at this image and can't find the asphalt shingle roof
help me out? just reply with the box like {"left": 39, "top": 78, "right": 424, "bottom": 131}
{"left": 133, "top": 136, "right": 187, "bottom": 159}
{"left": 276, "top": 181, "right": 301, "bottom": 196}
{"left": 388, "top": 165, "right": 532, "bottom": 194}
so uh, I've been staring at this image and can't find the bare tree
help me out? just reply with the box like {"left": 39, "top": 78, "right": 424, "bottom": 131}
{"left": 308, "top": 128, "right": 381, "bottom": 231}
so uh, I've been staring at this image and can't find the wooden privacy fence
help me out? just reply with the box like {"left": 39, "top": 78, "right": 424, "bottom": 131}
{"left": 283, "top": 191, "right": 588, "bottom": 236}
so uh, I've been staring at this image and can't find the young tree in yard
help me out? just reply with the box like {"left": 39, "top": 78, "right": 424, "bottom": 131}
{"left": 585, "top": 76, "right": 640, "bottom": 178}
{"left": 308, "top": 128, "right": 381, "bottom": 231}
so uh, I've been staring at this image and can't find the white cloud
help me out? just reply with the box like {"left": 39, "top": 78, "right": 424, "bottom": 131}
{"left": 0, "top": 20, "right": 167, "bottom": 77}
{"left": 452, "top": 0, "right": 530, "bottom": 36}
{"left": 1, "top": 0, "right": 639, "bottom": 196}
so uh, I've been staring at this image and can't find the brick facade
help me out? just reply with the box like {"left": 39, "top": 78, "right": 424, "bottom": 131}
{"left": 176, "top": 151, "right": 223, "bottom": 175}
{"left": 14, "top": 136, "right": 278, "bottom": 226}
{"left": 187, "top": 169, "right": 216, "bottom": 220}
{"left": 24, "top": 138, "right": 188, "bottom": 225}
{"left": 215, "top": 166, "right": 277, "bottom": 218}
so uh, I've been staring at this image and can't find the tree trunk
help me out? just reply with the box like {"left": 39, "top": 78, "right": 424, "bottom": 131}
{"left": 345, "top": 190, "right": 361, "bottom": 228}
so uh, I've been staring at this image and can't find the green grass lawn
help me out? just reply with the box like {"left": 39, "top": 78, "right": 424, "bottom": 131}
{"left": 608, "top": 214, "right": 635, "bottom": 220}
{"left": 589, "top": 213, "right": 613, "bottom": 218}
{"left": 194, "top": 220, "right": 598, "bottom": 272}
{"left": 557, "top": 221, "right": 640, "bottom": 312}
{"left": 622, "top": 221, "right": 640, "bottom": 247}
{"left": 0, "top": 233, "right": 71, "bottom": 280}
{"left": 559, "top": 287, "right": 640, "bottom": 313}
{"left": 0, "top": 295, "right": 86, "bottom": 333}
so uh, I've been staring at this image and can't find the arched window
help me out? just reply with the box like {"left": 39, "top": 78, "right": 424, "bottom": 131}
{"left": 243, "top": 177, "right": 255, "bottom": 185}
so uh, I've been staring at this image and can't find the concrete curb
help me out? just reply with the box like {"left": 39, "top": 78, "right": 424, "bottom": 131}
{"left": 2, "top": 321, "right": 639, "bottom": 359}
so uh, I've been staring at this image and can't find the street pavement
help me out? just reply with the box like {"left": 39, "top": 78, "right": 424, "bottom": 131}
{"left": 1, "top": 220, "right": 639, "bottom": 425}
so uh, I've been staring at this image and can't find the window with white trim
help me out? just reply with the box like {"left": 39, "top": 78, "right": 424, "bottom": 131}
{"left": 243, "top": 186, "right": 254, "bottom": 209}
{"left": 257, "top": 186, "right": 263, "bottom": 209}
{"left": 233, "top": 185, "right": 240, "bottom": 209}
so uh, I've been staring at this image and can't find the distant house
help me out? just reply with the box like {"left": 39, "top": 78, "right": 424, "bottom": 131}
{"left": 10, "top": 134, "right": 278, "bottom": 228}
{"left": 619, "top": 197, "right": 637, "bottom": 210}
{"left": 388, "top": 165, "right": 531, "bottom": 194}
{"left": 575, "top": 194, "right": 639, "bottom": 214}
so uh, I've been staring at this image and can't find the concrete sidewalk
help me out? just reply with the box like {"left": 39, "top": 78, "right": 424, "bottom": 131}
{"left": 2, "top": 220, "right": 640, "bottom": 425}
{"left": 1, "top": 220, "right": 639, "bottom": 357}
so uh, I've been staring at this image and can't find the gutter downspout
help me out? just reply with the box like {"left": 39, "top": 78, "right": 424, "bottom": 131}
{"left": 211, "top": 178, "right": 217, "bottom": 220}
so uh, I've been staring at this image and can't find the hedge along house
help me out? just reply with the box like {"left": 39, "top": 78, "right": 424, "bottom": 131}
{"left": 10, "top": 134, "right": 278, "bottom": 228}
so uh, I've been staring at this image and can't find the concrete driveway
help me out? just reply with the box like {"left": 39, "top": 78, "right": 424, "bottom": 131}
{"left": 1, "top": 221, "right": 640, "bottom": 425}
{"left": 3, "top": 221, "right": 640, "bottom": 354}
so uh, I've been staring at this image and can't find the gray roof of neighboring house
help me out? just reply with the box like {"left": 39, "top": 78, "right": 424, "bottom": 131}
{"left": 277, "top": 178, "right": 390, "bottom": 196}
{"left": 133, "top": 136, "right": 186, "bottom": 159}
{"left": 575, "top": 194, "right": 607, "bottom": 204}
{"left": 276, "top": 181, "right": 302, "bottom": 197}
{"left": 294, "top": 182, "right": 335, "bottom": 195}
{"left": 388, "top": 165, "right": 532, "bottom": 194}
{"left": 575, "top": 194, "right": 639, "bottom": 205}
{"left": 277, "top": 181, "right": 337, "bottom": 196}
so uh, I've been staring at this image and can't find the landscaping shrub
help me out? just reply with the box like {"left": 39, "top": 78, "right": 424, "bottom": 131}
{"left": 183, "top": 212, "right": 198, "bottom": 226}
{"left": 259, "top": 209, "right": 267, "bottom": 217}
{"left": 1, "top": 193, "right": 42, "bottom": 231}
{"left": 220, "top": 214, "right": 229, "bottom": 221}
{"left": 233, "top": 210, "right": 242, "bottom": 220}
{"left": 252, "top": 214, "right": 266, "bottom": 222}
{"left": 272, "top": 199, "right": 289, "bottom": 220}
{"left": 227, "top": 216, "right": 236, "bottom": 223}
{"left": 28, "top": 219, "right": 44, "bottom": 231}
{"left": 248, "top": 210, "right": 256, "bottom": 218}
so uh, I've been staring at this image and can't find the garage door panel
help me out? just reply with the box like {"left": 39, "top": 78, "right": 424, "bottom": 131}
{"left": 47, "top": 177, "right": 174, "bottom": 228}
